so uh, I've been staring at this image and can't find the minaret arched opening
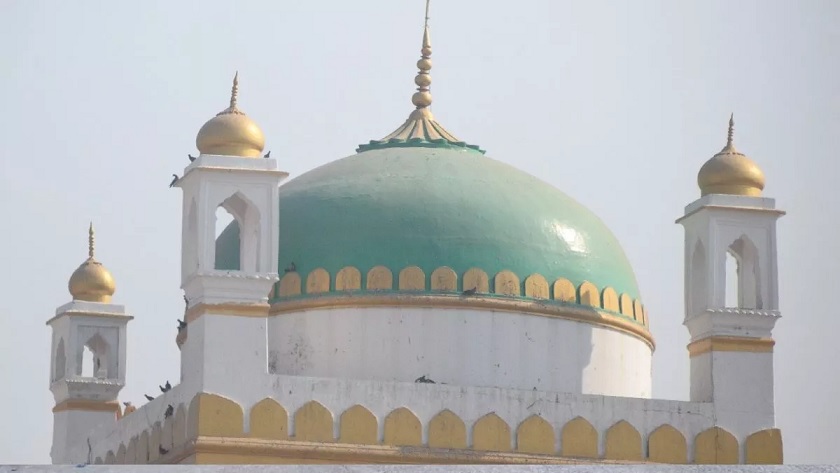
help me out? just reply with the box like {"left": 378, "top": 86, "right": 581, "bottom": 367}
{"left": 78, "top": 333, "right": 111, "bottom": 379}
{"left": 214, "top": 192, "right": 260, "bottom": 273}
{"left": 724, "top": 235, "right": 763, "bottom": 309}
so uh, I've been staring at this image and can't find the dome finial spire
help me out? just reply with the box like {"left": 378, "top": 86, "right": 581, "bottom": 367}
{"left": 357, "top": 0, "right": 484, "bottom": 154}
{"left": 230, "top": 71, "right": 239, "bottom": 110}
{"left": 411, "top": 0, "right": 433, "bottom": 111}
{"left": 726, "top": 112, "right": 735, "bottom": 148}
{"left": 88, "top": 222, "right": 95, "bottom": 260}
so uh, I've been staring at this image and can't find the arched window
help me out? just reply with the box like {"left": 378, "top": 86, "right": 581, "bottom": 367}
{"left": 725, "top": 235, "right": 762, "bottom": 309}
{"left": 81, "top": 345, "right": 95, "bottom": 377}
{"left": 214, "top": 192, "right": 260, "bottom": 272}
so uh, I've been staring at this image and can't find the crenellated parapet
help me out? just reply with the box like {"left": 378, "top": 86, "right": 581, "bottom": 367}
{"left": 269, "top": 265, "right": 648, "bottom": 329}
{"left": 93, "top": 392, "right": 782, "bottom": 465}
{"left": 88, "top": 375, "right": 782, "bottom": 466}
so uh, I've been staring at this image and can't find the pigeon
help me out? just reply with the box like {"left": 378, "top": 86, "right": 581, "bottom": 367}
{"left": 159, "top": 381, "right": 171, "bottom": 393}
{"left": 164, "top": 404, "right": 174, "bottom": 419}
{"left": 188, "top": 154, "right": 196, "bottom": 162}
{"left": 284, "top": 262, "right": 296, "bottom": 273}
{"left": 169, "top": 174, "right": 179, "bottom": 188}
{"left": 177, "top": 319, "right": 187, "bottom": 331}
{"left": 144, "top": 394, "right": 154, "bottom": 401}
{"left": 462, "top": 287, "right": 477, "bottom": 296}
{"left": 123, "top": 401, "right": 137, "bottom": 415}
{"left": 264, "top": 150, "right": 271, "bottom": 158}
{"left": 159, "top": 446, "right": 169, "bottom": 455}
{"left": 415, "top": 375, "right": 435, "bottom": 384}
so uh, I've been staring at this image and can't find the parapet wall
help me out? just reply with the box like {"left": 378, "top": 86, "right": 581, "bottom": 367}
{"left": 85, "top": 374, "right": 782, "bottom": 465}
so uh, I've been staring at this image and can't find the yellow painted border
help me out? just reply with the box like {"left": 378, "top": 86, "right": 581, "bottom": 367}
{"left": 270, "top": 294, "right": 654, "bottom": 349}
{"left": 687, "top": 336, "right": 774, "bottom": 357}
{"left": 53, "top": 399, "right": 121, "bottom": 414}
{"left": 186, "top": 303, "right": 270, "bottom": 323}
{"left": 185, "top": 436, "right": 642, "bottom": 465}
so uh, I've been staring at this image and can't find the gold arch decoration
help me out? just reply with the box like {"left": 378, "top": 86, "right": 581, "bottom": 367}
{"left": 553, "top": 278, "right": 577, "bottom": 302}
{"left": 648, "top": 424, "right": 687, "bottom": 464}
{"left": 149, "top": 422, "right": 163, "bottom": 462}
{"left": 633, "top": 300, "right": 644, "bottom": 322}
{"left": 463, "top": 268, "right": 490, "bottom": 293}
{"left": 293, "top": 401, "right": 334, "bottom": 442}
{"left": 399, "top": 266, "right": 426, "bottom": 291}
{"left": 430, "top": 266, "right": 458, "bottom": 291}
{"left": 472, "top": 413, "right": 511, "bottom": 452}
{"left": 278, "top": 272, "right": 301, "bottom": 297}
{"left": 367, "top": 266, "right": 393, "bottom": 290}
{"left": 578, "top": 281, "right": 599, "bottom": 307}
{"left": 188, "top": 393, "right": 244, "bottom": 438}
{"left": 137, "top": 431, "right": 149, "bottom": 464}
{"left": 745, "top": 428, "right": 783, "bottom": 465}
{"left": 173, "top": 405, "right": 188, "bottom": 449}
{"left": 494, "top": 270, "right": 520, "bottom": 296}
{"left": 249, "top": 398, "right": 288, "bottom": 440}
{"left": 560, "top": 416, "right": 598, "bottom": 458}
{"left": 383, "top": 407, "right": 422, "bottom": 447}
{"left": 306, "top": 268, "right": 330, "bottom": 294}
{"left": 336, "top": 266, "right": 362, "bottom": 291}
{"left": 428, "top": 409, "right": 467, "bottom": 449}
{"left": 339, "top": 405, "right": 378, "bottom": 445}
{"left": 601, "top": 287, "right": 620, "bottom": 312}
{"left": 516, "top": 415, "right": 555, "bottom": 455}
{"left": 620, "top": 293, "right": 634, "bottom": 317}
{"left": 694, "top": 427, "right": 739, "bottom": 464}
{"left": 524, "top": 274, "right": 549, "bottom": 299}
{"left": 604, "top": 420, "right": 642, "bottom": 461}
{"left": 125, "top": 437, "right": 137, "bottom": 465}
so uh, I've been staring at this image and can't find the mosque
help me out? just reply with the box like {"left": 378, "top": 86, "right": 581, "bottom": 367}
{"left": 46, "top": 3, "right": 785, "bottom": 466}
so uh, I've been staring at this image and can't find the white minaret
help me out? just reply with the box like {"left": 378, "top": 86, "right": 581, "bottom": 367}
{"left": 48, "top": 224, "right": 132, "bottom": 464}
{"left": 677, "top": 115, "right": 785, "bottom": 440}
{"left": 177, "top": 73, "right": 287, "bottom": 392}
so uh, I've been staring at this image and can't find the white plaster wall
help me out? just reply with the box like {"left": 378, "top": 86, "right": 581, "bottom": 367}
{"left": 52, "top": 410, "right": 118, "bottom": 464}
{"left": 691, "top": 351, "right": 775, "bottom": 435}
{"left": 267, "top": 307, "right": 652, "bottom": 398}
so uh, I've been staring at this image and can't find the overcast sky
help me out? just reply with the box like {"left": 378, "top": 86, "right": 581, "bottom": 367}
{"left": 1, "top": 0, "right": 838, "bottom": 465}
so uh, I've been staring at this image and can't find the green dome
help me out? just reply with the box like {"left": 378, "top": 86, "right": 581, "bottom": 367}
{"left": 216, "top": 147, "right": 641, "bottom": 301}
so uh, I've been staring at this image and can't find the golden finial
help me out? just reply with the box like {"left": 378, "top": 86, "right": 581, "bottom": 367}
{"left": 726, "top": 113, "right": 735, "bottom": 148}
{"left": 69, "top": 223, "right": 116, "bottom": 303}
{"left": 357, "top": 0, "right": 484, "bottom": 154}
{"left": 698, "top": 113, "right": 766, "bottom": 197}
{"left": 195, "top": 71, "right": 265, "bottom": 157}
{"left": 217, "top": 71, "right": 244, "bottom": 116}
{"left": 88, "top": 222, "right": 95, "bottom": 260}
{"left": 230, "top": 71, "right": 239, "bottom": 110}
{"left": 412, "top": 0, "right": 433, "bottom": 110}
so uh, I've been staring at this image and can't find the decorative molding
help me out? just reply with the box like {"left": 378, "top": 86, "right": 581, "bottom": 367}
{"left": 687, "top": 336, "right": 775, "bottom": 357}
{"left": 53, "top": 399, "right": 121, "bottom": 414}
{"left": 270, "top": 265, "right": 648, "bottom": 328}
{"left": 185, "top": 303, "right": 270, "bottom": 323}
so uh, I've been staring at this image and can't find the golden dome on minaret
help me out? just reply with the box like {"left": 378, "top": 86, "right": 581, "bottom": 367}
{"left": 196, "top": 72, "right": 265, "bottom": 158}
{"left": 68, "top": 223, "right": 116, "bottom": 303}
{"left": 697, "top": 114, "right": 765, "bottom": 197}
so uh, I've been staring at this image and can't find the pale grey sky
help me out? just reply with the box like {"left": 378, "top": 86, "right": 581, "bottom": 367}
{"left": 1, "top": 0, "right": 838, "bottom": 464}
